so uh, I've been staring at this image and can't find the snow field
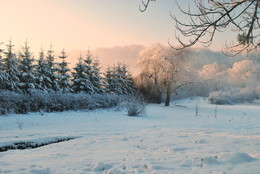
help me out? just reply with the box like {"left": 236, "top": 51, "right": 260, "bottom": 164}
{"left": 0, "top": 98, "right": 259, "bottom": 173}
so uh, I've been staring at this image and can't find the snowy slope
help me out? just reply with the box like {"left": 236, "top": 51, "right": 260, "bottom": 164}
{"left": 0, "top": 98, "right": 259, "bottom": 174}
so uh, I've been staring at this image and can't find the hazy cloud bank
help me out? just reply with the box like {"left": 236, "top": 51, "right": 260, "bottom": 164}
{"left": 67, "top": 45, "right": 144, "bottom": 75}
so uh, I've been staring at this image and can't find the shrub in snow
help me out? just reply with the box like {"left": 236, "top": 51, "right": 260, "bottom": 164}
{"left": 209, "top": 87, "right": 260, "bottom": 105}
{"left": 123, "top": 94, "right": 146, "bottom": 116}
{"left": 57, "top": 49, "right": 72, "bottom": 93}
{"left": 208, "top": 91, "right": 235, "bottom": 105}
{"left": 40, "top": 92, "right": 124, "bottom": 112}
{"left": 0, "top": 90, "right": 29, "bottom": 114}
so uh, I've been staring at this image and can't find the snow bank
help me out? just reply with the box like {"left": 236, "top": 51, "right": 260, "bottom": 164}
{"left": 0, "top": 98, "right": 259, "bottom": 173}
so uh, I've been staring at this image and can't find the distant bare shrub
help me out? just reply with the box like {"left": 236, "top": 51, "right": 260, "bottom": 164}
{"left": 16, "top": 120, "right": 23, "bottom": 130}
{"left": 124, "top": 94, "right": 146, "bottom": 116}
{"left": 209, "top": 87, "right": 260, "bottom": 105}
{"left": 209, "top": 91, "right": 235, "bottom": 105}
{"left": 195, "top": 98, "right": 199, "bottom": 116}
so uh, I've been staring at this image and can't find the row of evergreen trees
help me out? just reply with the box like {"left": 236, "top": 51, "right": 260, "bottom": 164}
{"left": 0, "top": 41, "right": 136, "bottom": 95}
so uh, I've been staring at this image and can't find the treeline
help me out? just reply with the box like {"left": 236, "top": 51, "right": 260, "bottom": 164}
{"left": 0, "top": 40, "right": 138, "bottom": 115}
{"left": 0, "top": 40, "right": 136, "bottom": 95}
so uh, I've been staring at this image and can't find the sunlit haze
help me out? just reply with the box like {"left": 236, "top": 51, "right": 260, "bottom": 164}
{"left": 0, "top": 0, "right": 236, "bottom": 53}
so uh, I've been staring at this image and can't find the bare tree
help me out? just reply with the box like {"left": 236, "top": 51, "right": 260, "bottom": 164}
{"left": 140, "top": 0, "right": 260, "bottom": 55}
{"left": 162, "top": 49, "right": 190, "bottom": 106}
{"left": 138, "top": 44, "right": 191, "bottom": 106}
{"left": 138, "top": 44, "right": 166, "bottom": 104}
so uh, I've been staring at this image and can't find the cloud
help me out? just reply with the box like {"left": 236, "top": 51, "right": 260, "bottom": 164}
{"left": 199, "top": 62, "right": 227, "bottom": 80}
{"left": 228, "top": 59, "right": 260, "bottom": 87}
{"left": 67, "top": 45, "right": 145, "bottom": 75}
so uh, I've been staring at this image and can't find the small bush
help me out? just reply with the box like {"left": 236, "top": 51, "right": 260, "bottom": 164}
{"left": 209, "top": 91, "right": 235, "bottom": 105}
{"left": 124, "top": 94, "right": 146, "bottom": 116}
{"left": 0, "top": 90, "right": 29, "bottom": 114}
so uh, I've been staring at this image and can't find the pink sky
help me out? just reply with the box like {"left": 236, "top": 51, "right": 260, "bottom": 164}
{"left": 0, "top": 0, "right": 237, "bottom": 54}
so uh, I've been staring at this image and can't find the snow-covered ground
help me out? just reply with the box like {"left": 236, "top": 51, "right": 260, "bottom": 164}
{"left": 0, "top": 98, "right": 259, "bottom": 174}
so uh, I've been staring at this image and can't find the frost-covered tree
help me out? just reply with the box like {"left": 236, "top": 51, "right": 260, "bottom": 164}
{"left": 18, "top": 41, "right": 37, "bottom": 93}
{"left": 125, "top": 70, "right": 137, "bottom": 95}
{"left": 138, "top": 43, "right": 191, "bottom": 106}
{"left": 35, "top": 48, "right": 52, "bottom": 92}
{"left": 114, "top": 64, "right": 135, "bottom": 95}
{"left": 115, "top": 64, "right": 128, "bottom": 94}
{"left": 71, "top": 55, "right": 93, "bottom": 93}
{"left": 0, "top": 43, "right": 9, "bottom": 89}
{"left": 84, "top": 51, "right": 102, "bottom": 93}
{"left": 103, "top": 66, "right": 114, "bottom": 93}
{"left": 57, "top": 49, "right": 72, "bottom": 93}
{"left": 118, "top": 64, "right": 137, "bottom": 95}
{"left": 45, "top": 45, "right": 59, "bottom": 91}
{"left": 162, "top": 49, "right": 190, "bottom": 106}
{"left": 138, "top": 44, "right": 166, "bottom": 103}
{"left": 2, "top": 40, "right": 21, "bottom": 92}
{"left": 104, "top": 64, "right": 136, "bottom": 95}
{"left": 91, "top": 58, "right": 104, "bottom": 93}
{"left": 109, "top": 65, "right": 123, "bottom": 94}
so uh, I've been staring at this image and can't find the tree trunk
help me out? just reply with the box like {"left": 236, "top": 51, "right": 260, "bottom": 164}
{"left": 165, "top": 82, "right": 171, "bottom": 106}
{"left": 156, "top": 88, "right": 162, "bottom": 104}
{"left": 154, "top": 77, "right": 161, "bottom": 104}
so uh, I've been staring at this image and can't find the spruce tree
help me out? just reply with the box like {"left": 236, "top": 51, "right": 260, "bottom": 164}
{"left": 104, "top": 65, "right": 122, "bottom": 94}
{"left": 113, "top": 64, "right": 125, "bottom": 94}
{"left": 84, "top": 51, "right": 102, "bottom": 93}
{"left": 103, "top": 67, "right": 114, "bottom": 93}
{"left": 0, "top": 43, "right": 9, "bottom": 89}
{"left": 71, "top": 55, "right": 93, "bottom": 93}
{"left": 92, "top": 58, "right": 103, "bottom": 93}
{"left": 35, "top": 48, "right": 52, "bottom": 92}
{"left": 45, "top": 45, "right": 59, "bottom": 91}
{"left": 117, "top": 64, "right": 129, "bottom": 94}
{"left": 104, "top": 64, "right": 137, "bottom": 95}
{"left": 125, "top": 71, "right": 137, "bottom": 95}
{"left": 57, "top": 49, "right": 72, "bottom": 93}
{"left": 83, "top": 51, "right": 95, "bottom": 93}
{"left": 18, "top": 41, "right": 36, "bottom": 93}
{"left": 120, "top": 64, "right": 137, "bottom": 94}
{"left": 2, "top": 40, "right": 21, "bottom": 92}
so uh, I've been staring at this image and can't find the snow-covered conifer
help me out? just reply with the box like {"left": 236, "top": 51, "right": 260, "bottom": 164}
{"left": 104, "top": 65, "right": 122, "bottom": 94}
{"left": 45, "top": 45, "right": 59, "bottom": 91}
{"left": 122, "top": 64, "right": 137, "bottom": 94}
{"left": 92, "top": 58, "right": 104, "bottom": 93}
{"left": 103, "top": 67, "right": 114, "bottom": 93}
{"left": 104, "top": 64, "right": 137, "bottom": 95}
{"left": 35, "top": 48, "right": 52, "bottom": 92}
{"left": 18, "top": 41, "right": 37, "bottom": 93}
{"left": 114, "top": 64, "right": 126, "bottom": 94}
{"left": 57, "top": 49, "right": 72, "bottom": 93}
{"left": 2, "top": 40, "right": 21, "bottom": 92}
{"left": 71, "top": 55, "right": 93, "bottom": 93}
{"left": 84, "top": 51, "right": 102, "bottom": 93}
{"left": 0, "top": 43, "right": 9, "bottom": 89}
